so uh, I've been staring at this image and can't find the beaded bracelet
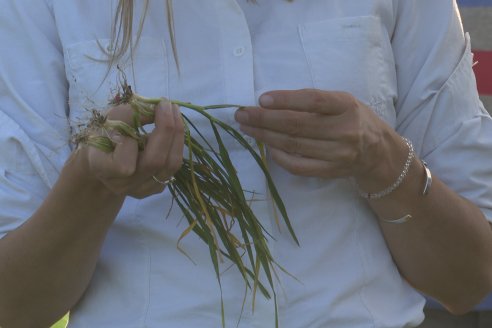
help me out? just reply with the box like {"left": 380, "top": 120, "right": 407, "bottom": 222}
{"left": 357, "top": 137, "right": 414, "bottom": 200}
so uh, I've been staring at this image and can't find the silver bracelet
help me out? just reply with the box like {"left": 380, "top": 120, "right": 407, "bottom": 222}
{"left": 381, "top": 214, "right": 412, "bottom": 224}
{"left": 357, "top": 137, "right": 414, "bottom": 200}
{"left": 421, "top": 160, "right": 432, "bottom": 196}
{"left": 379, "top": 161, "right": 433, "bottom": 224}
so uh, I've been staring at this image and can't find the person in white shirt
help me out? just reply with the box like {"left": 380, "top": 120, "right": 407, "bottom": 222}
{"left": 1, "top": 1, "right": 492, "bottom": 327}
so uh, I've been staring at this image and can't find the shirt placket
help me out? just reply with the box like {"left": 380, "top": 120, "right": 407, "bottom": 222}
{"left": 212, "top": 0, "right": 256, "bottom": 141}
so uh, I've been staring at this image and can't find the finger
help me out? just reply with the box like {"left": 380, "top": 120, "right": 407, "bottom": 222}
{"left": 239, "top": 125, "right": 357, "bottom": 162}
{"left": 106, "top": 103, "right": 159, "bottom": 127}
{"left": 137, "top": 101, "right": 184, "bottom": 180}
{"left": 269, "top": 148, "right": 351, "bottom": 178}
{"left": 235, "top": 107, "right": 343, "bottom": 140}
{"left": 149, "top": 106, "right": 185, "bottom": 179}
{"left": 98, "top": 168, "right": 169, "bottom": 197}
{"left": 111, "top": 133, "right": 140, "bottom": 174}
{"left": 128, "top": 178, "right": 167, "bottom": 199}
{"left": 139, "top": 100, "right": 180, "bottom": 172}
{"left": 166, "top": 104, "right": 185, "bottom": 173}
{"left": 259, "top": 89, "right": 356, "bottom": 115}
{"left": 88, "top": 133, "right": 139, "bottom": 179}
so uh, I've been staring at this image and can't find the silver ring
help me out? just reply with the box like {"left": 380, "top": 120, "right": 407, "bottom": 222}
{"left": 152, "top": 175, "right": 175, "bottom": 185}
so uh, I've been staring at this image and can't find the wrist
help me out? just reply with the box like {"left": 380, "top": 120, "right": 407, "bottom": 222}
{"left": 355, "top": 137, "right": 414, "bottom": 200}
{"left": 353, "top": 129, "right": 409, "bottom": 194}
{"left": 60, "top": 147, "right": 123, "bottom": 202}
{"left": 33, "top": 148, "right": 125, "bottom": 237}
{"left": 353, "top": 134, "right": 433, "bottom": 207}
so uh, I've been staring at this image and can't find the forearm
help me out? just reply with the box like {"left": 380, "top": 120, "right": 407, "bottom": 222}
{"left": 359, "top": 133, "right": 492, "bottom": 314}
{"left": 0, "top": 151, "right": 124, "bottom": 327}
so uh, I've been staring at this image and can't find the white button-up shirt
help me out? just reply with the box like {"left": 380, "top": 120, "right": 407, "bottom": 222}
{"left": 1, "top": 1, "right": 491, "bottom": 327}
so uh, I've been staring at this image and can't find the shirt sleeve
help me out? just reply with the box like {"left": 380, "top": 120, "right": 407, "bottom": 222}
{"left": 392, "top": 0, "right": 492, "bottom": 222}
{"left": 0, "top": 0, "right": 71, "bottom": 238}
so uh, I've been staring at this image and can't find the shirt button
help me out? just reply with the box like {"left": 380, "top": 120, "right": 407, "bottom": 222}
{"left": 233, "top": 46, "right": 246, "bottom": 57}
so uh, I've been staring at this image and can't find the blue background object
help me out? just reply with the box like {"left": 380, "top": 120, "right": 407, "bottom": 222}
{"left": 458, "top": 0, "right": 492, "bottom": 7}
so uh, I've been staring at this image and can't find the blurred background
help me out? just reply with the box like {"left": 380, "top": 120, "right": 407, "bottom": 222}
{"left": 459, "top": 0, "right": 492, "bottom": 112}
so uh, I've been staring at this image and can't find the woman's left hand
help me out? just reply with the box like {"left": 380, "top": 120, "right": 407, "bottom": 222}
{"left": 234, "top": 89, "right": 394, "bottom": 180}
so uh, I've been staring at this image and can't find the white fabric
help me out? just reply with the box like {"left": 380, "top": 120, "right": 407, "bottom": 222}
{"left": 0, "top": 0, "right": 491, "bottom": 327}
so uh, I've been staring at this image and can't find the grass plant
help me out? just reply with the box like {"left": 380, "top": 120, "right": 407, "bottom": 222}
{"left": 74, "top": 81, "right": 298, "bottom": 326}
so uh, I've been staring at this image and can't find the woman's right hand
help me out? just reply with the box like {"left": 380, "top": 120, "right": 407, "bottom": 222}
{"left": 84, "top": 99, "right": 184, "bottom": 199}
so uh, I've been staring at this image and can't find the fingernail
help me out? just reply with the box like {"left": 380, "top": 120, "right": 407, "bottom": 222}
{"left": 235, "top": 109, "right": 249, "bottom": 123}
{"left": 259, "top": 94, "right": 274, "bottom": 107}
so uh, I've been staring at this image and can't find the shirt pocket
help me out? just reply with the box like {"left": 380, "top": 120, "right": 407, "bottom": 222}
{"left": 63, "top": 37, "right": 169, "bottom": 127}
{"left": 299, "top": 16, "right": 397, "bottom": 126}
